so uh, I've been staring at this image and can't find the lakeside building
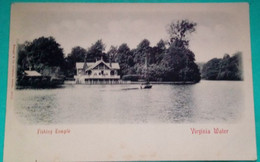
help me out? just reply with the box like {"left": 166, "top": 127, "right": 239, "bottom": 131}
{"left": 24, "top": 70, "right": 42, "bottom": 77}
{"left": 74, "top": 57, "right": 121, "bottom": 84}
{"left": 18, "top": 70, "right": 64, "bottom": 87}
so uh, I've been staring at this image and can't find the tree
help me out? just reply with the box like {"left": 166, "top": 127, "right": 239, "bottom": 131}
{"left": 167, "top": 19, "right": 197, "bottom": 48}
{"left": 67, "top": 46, "right": 87, "bottom": 62}
{"left": 17, "top": 36, "right": 64, "bottom": 72}
{"left": 161, "top": 44, "right": 200, "bottom": 81}
{"left": 17, "top": 43, "right": 30, "bottom": 80}
{"left": 107, "top": 46, "right": 118, "bottom": 62}
{"left": 133, "top": 39, "right": 151, "bottom": 65}
{"left": 202, "top": 52, "right": 243, "bottom": 80}
{"left": 64, "top": 46, "right": 87, "bottom": 77}
{"left": 16, "top": 36, "right": 65, "bottom": 86}
{"left": 162, "top": 20, "right": 201, "bottom": 82}
{"left": 201, "top": 58, "right": 221, "bottom": 80}
{"left": 150, "top": 39, "right": 166, "bottom": 65}
{"left": 86, "top": 39, "right": 106, "bottom": 62}
{"left": 116, "top": 43, "right": 133, "bottom": 76}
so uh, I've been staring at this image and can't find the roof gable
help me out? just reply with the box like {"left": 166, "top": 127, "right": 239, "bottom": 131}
{"left": 76, "top": 61, "right": 120, "bottom": 70}
{"left": 111, "top": 63, "right": 120, "bottom": 69}
{"left": 90, "top": 61, "right": 111, "bottom": 70}
{"left": 24, "top": 70, "right": 42, "bottom": 76}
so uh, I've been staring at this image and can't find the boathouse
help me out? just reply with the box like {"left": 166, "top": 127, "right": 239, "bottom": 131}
{"left": 24, "top": 70, "right": 42, "bottom": 77}
{"left": 74, "top": 57, "right": 120, "bottom": 84}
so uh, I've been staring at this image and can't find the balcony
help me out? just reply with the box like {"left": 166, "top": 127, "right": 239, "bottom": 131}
{"left": 75, "top": 74, "right": 120, "bottom": 79}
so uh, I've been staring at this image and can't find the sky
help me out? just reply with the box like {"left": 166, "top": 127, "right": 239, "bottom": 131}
{"left": 10, "top": 3, "right": 251, "bottom": 62}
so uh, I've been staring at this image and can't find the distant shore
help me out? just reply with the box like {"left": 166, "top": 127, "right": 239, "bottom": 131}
{"left": 64, "top": 79, "right": 197, "bottom": 85}
{"left": 64, "top": 79, "right": 242, "bottom": 85}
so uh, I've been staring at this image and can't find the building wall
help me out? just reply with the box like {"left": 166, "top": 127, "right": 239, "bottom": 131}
{"left": 75, "top": 62, "right": 120, "bottom": 81}
{"left": 76, "top": 69, "right": 119, "bottom": 78}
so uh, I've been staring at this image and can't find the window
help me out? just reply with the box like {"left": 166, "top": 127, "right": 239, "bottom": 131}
{"left": 110, "top": 70, "right": 114, "bottom": 75}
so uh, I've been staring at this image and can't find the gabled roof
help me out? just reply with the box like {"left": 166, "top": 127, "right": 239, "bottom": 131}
{"left": 24, "top": 70, "right": 42, "bottom": 76}
{"left": 111, "top": 63, "right": 120, "bottom": 69}
{"left": 86, "top": 60, "right": 111, "bottom": 71}
{"left": 76, "top": 60, "right": 120, "bottom": 70}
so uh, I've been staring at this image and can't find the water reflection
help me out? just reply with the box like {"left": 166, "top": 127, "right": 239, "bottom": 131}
{"left": 15, "top": 91, "right": 58, "bottom": 124}
{"left": 14, "top": 81, "right": 244, "bottom": 124}
{"left": 161, "top": 85, "right": 195, "bottom": 123}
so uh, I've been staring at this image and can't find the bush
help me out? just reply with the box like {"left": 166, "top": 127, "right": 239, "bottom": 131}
{"left": 201, "top": 52, "right": 243, "bottom": 80}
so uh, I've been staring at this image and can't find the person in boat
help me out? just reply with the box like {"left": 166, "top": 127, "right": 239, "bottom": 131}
{"left": 140, "top": 80, "right": 152, "bottom": 89}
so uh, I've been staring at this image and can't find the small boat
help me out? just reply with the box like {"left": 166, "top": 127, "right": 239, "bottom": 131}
{"left": 140, "top": 82, "right": 152, "bottom": 89}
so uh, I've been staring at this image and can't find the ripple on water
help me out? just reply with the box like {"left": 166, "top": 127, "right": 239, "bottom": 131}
{"left": 14, "top": 81, "right": 244, "bottom": 124}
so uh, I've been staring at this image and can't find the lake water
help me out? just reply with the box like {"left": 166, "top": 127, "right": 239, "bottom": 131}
{"left": 14, "top": 80, "right": 244, "bottom": 124}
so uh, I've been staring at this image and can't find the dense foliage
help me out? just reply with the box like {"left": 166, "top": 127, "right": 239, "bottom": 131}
{"left": 17, "top": 19, "right": 202, "bottom": 84}
{"left": 18, "top": 37, "right": 64, "bottom": 70}
{"left": 201, "top": 52, "right": 243, "bottom": 80}
{"left": 17, "top": 37, "right": 65, "bottom": 86}
{"left": 167, "top": 19, "right": 197, "bottom": 49}
{"left": 64, "top": 46, "right": 87, "bottom": 77}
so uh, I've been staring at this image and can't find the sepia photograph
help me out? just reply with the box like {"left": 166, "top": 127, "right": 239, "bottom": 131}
{"left": 13, "top": 3, "right": 245, "bottom": 124}
{"left": 4, "top": 3, "right": 256, "bottom": 161}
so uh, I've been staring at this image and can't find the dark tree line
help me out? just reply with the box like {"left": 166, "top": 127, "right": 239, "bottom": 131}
{"left": 17, "top": 37, "right": 65, "bottom": 85}
{"left": 17, "top": 37, "right": 64, "bottom": 71}
{"left": 201, "top": 52, "right": 243, "bottom": 80}
{"left": 64, "top": 19, "right": 201, "bottom": 82}
{"left": 17, "top": 19, "right": 201, "bottom": 83}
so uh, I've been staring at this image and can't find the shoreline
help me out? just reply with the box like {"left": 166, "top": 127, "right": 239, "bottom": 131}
{"left": 64, "top": 80, "right": 198, "bottom": 85}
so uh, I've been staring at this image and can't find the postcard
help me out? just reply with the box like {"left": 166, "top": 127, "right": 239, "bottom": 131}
{"left": 4, "top": 3, "right": 256, "bottom": 161}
